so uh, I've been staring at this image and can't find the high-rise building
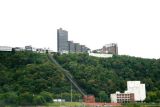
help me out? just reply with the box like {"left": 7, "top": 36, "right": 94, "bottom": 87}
{"left": 68, "top": 41, "right": 75, "bottom": 53}
{"left": 57, "top": 28, "right": 68, "bottom": 53}
{"left": 57, "top": 28, "right": 90, "bottom": 54}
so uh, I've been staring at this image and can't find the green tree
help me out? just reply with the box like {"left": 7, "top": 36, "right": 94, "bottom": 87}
{"left": 33, "top": 95, "right": 46, "bottom": 105}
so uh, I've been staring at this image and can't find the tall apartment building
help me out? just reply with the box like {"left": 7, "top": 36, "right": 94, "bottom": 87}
{"left": 57, "top": 28, "right": 90, "bottom": 54}
{"left": 57, "top": 28, "right": 68, "bottom": 53}
{"left": 127, "top": 81, "right": 146, "bottom": 101}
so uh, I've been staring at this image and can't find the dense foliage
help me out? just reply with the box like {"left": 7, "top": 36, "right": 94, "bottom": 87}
{"left": 54, "top": 53, "right": 160, "bottom": 102}
{"left": 0, "top": 51, "right": 80, "bottom": 106}
{"left": 0, "top": 51, "right": 160, "bottom": 105}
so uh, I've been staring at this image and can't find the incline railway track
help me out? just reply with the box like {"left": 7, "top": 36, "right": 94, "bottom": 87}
{"left": 47, "top": 53, "right": 86, "bottom": 96}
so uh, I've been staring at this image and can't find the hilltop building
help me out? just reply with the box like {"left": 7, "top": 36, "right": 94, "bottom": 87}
{"left": 81, "top": 45, "right": 90, "bottom": 53}
{"left": 75, "top": 43, "right": 81, "bottom": 53}
{"left": 25, "top": 45, "right": 33, "bottom": 51}
{"left": 103, "top": 43, "right": 118, "bottom": 55}
{"left": 93, "top": 43, "right": 118, "bottom": 55}
{"left": 0, "top": 45, "right": 51, "bottom": 53}
{"left": 13, "top": 47, "right": 24, "bottom": 51}
{"left": 57, "top": 28, "right": 90, "bottom": 54}
{"left": 57, "top": 28, "right": 69, "bottom": 53}
{"left": 68, "top": 41, "right": 75, "bottom": 53}
{"left": 0, "top": 46, "right": 12, "bottom": 51}
{"left": 89, "top": 43, "right": 118, "bottom": 58}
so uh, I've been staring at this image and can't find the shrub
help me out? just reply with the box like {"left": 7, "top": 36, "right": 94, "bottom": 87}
{"left": 19, "top": 92, "right": 33, "bottom": 105}
{"left": 0, "top": 92, "right": 18, "bottom": 105}
{"left": 40, "top": 91, "right": 53, "bottom": 102}
{"left": 33, "top": 95, "right": 46, "bottom": 105}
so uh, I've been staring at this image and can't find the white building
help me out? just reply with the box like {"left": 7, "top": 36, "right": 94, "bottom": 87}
{"left": 53, "top": 99, "right": 65, "bottom": 102}
{"left": 110, "top": 91, "right": 134, "bottom": 103}
{"left": 0, "top": 46, "right": 12, "bottom": 51}
{"left": 127, "top": 81, "right": 146, "bottom": 101}
{"left": 89, "top": 52, "right": 113, "bottom": 58}
{"left": 110, "top": 81, "right": 146, "bottom": 103}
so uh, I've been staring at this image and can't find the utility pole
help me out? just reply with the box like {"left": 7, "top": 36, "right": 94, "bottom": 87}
{"left": 60, "top": 93, "right": 62, "bottom": 106}
{"left": 71, "top": 83, "right": 73, "bottom": 102}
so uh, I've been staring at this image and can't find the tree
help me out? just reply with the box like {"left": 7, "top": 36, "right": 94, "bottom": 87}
{"left": 98, "top": 91, "right": 107, "bottom": 102}
{"left": 33, "top": 95, "right": 46, "bottom": 105}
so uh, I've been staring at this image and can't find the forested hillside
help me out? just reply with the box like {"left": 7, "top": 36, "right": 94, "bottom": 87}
{"left": 0, "top": 51, "right": 160, "bottom": 106}
{"left": 0, "top": 51, "right": 80, "bottom": 106}
{"left": 54, "top": 53, "right": 160, "bottom": 102}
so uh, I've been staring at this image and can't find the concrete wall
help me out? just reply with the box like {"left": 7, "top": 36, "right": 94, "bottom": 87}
{"left": 89, "top": 53, "right": 113, "bottom": 58}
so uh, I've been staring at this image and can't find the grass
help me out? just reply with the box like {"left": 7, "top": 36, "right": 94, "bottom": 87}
{"left": 46, "top": 102, "right": 160, "bottom": 107}
{"left": 122, "top": 103, "right": 160, "bottom": 107}
{"left": 2, "top": 102, "right": 160, "bottom": 107}
{"left": 46, "top": 102, "right": 83, "bottom": 107}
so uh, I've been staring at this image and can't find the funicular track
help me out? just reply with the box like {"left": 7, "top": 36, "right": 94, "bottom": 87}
{"left": 47, "top": 54, "right": 86, "bottom": 96}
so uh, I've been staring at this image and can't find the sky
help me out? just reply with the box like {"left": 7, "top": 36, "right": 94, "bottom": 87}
{"left": 0, "top": 0, "right": 160, "bottom": 59}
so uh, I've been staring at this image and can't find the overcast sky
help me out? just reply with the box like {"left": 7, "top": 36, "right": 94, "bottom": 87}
{"left": 0, "top": 0, "right": 160, "bottom": 59}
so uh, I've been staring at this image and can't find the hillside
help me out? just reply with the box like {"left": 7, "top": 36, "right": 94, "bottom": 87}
{"left": 0, "top": 51, "right": 160, "bottom": 105}
{"left": 54, "top": 53, "right": 160, "bottom": 102}
{"left": 0, "top": 51, "right": 80, "bottom": 106}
